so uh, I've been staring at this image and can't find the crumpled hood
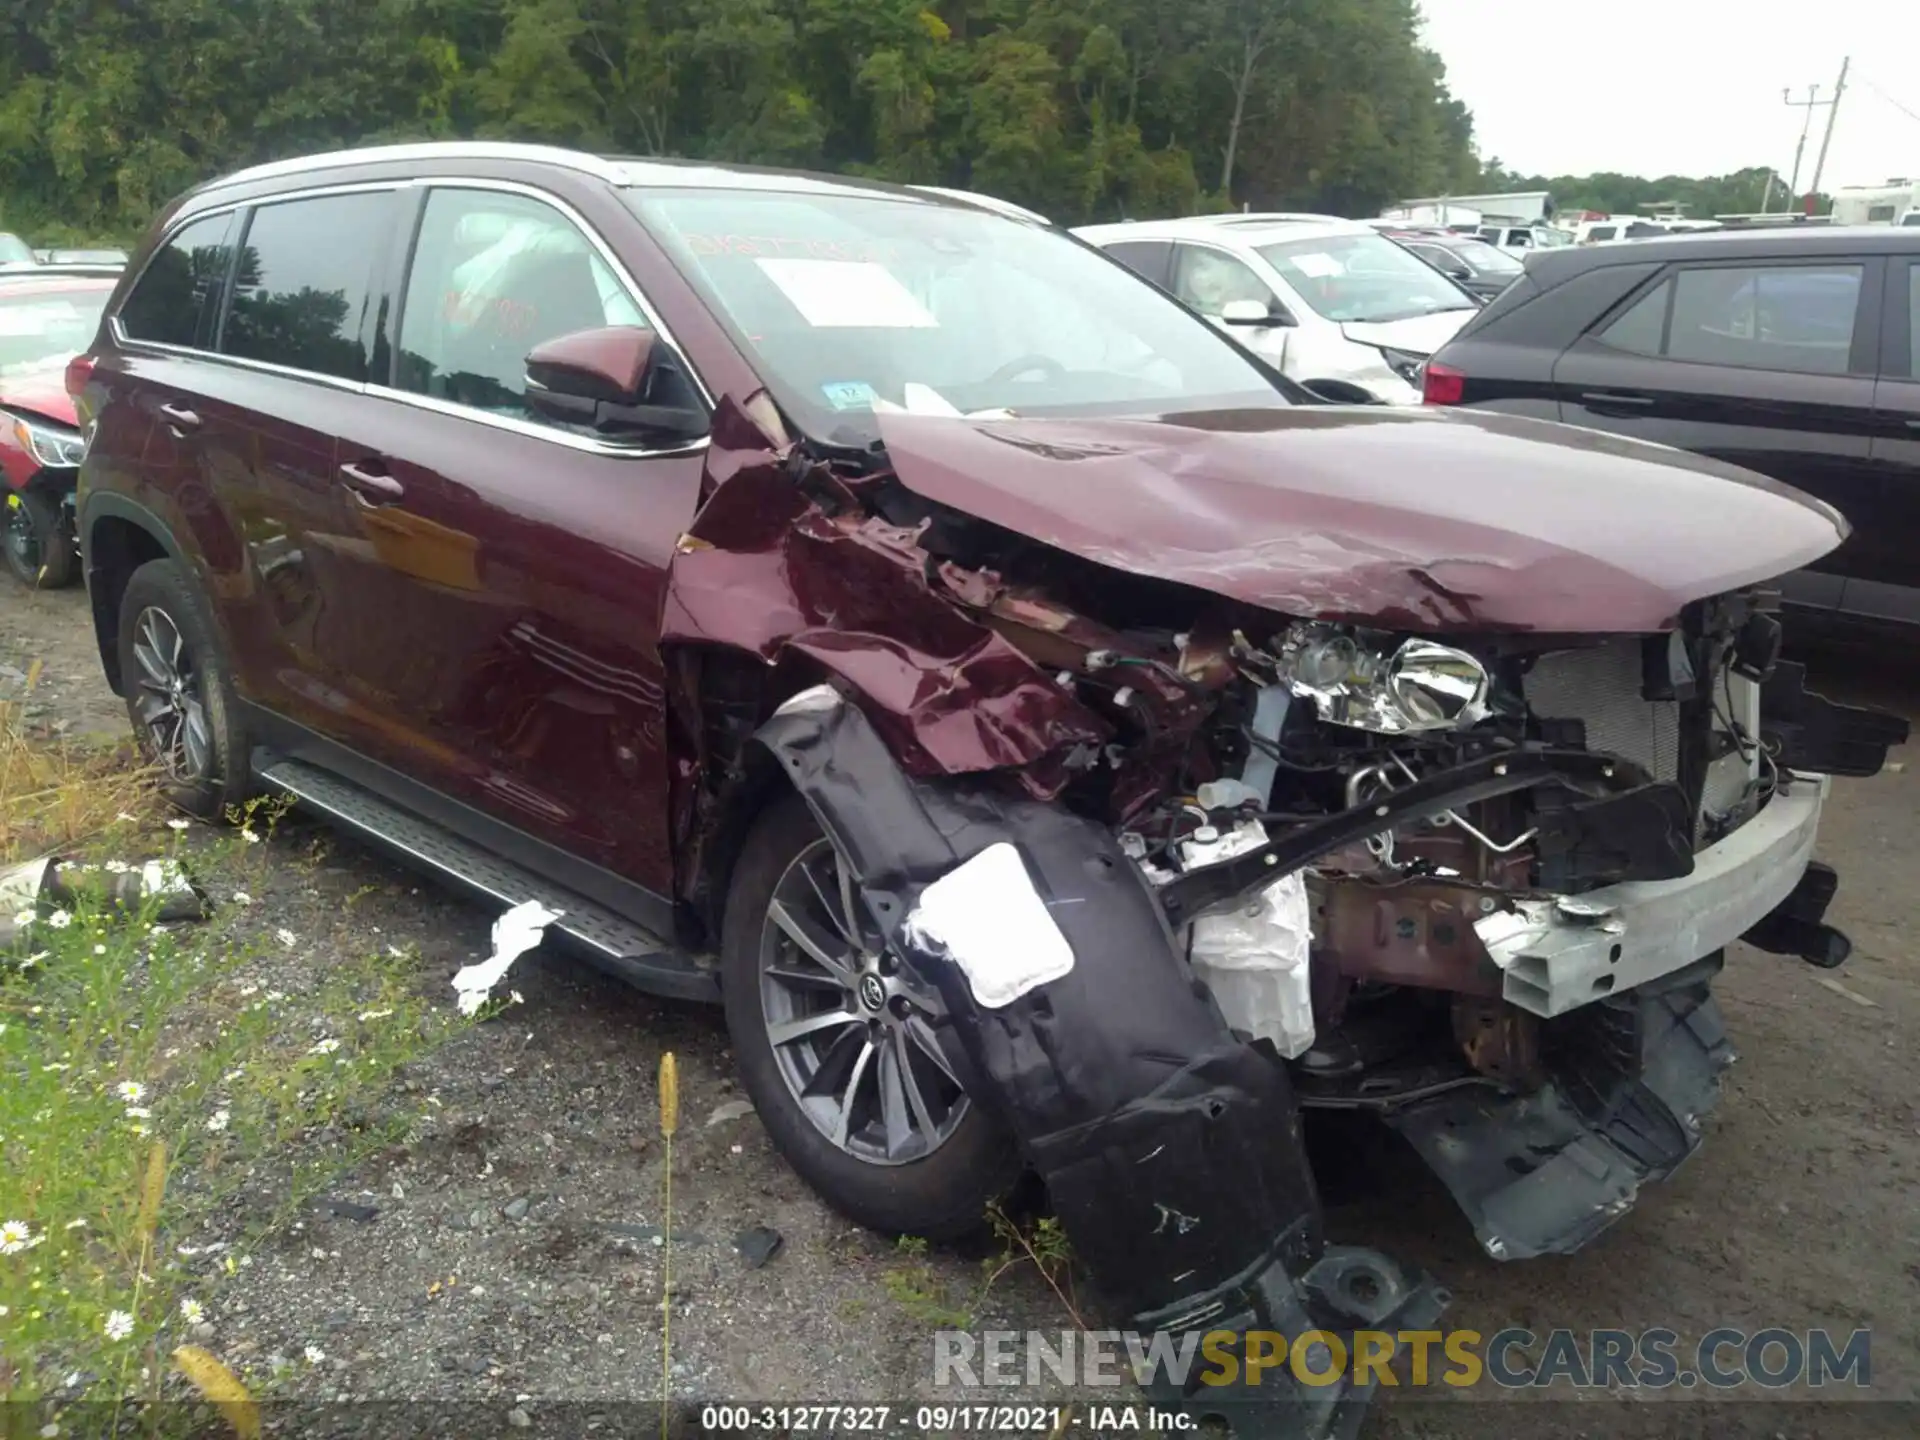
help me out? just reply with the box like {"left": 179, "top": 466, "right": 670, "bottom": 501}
{"left": 0, "top": 369, "right": 78, "bottom": 428}
{"left": 876, "top": 406, "right": 1847, "bottom": 633}
{"left": 1339, "top": 309, "right": 1474, "bottom": 357}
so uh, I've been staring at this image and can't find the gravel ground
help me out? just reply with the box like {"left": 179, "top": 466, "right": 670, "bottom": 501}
{"left": 6, "top": 585, "right": 1917, "bottom": 1438}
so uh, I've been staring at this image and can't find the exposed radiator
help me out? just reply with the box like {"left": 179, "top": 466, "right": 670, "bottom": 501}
{"left": 1523, "top": 639, "right": 1761, "bottom": 848}
{"left": 1524, "top": 639, "right": 1680, "bottom": 784}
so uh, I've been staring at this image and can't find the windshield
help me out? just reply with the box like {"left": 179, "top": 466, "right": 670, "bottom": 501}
{"left": 1448, "top": 238, "right": 1522, "bottom": 274}
{"left": 624, "top": 189, "right": 1285, "bottom": 446}
{"left": 0, "top": 285, "right": 110, "bottom": 377}
{"left": 1255, "top": 232, "right": 1476, "bottom": 323}
{"left": 0, "top": 234, "right": 35, "bottom": 266}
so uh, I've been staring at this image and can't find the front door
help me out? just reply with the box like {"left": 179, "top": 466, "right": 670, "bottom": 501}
{"left": 314, "top": 183, "right": 706, "bottom": 896}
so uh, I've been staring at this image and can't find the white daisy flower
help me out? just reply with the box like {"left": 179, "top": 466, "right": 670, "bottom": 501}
{"left": 116, "top": 1081, "right": 146, "bottom": 1104}
{"left": 93, "top": 944, "right": 107, "bottom": 955}
{"left": 124, "top": 1106, "right": 151, "bottom": 1120}
{"left": 275, "top": 928, "right": 297, "bottom": 949}
{"left": 116, "top": 811, "right": 139, "bottom": 822}
{"left": 10, "top": 909, "right": 33, "bottom": 930}
{"left": 510, "top": 990, "right": 525, "bottom": 1006}
{"left": 206, "top": 1109, "right": 230, "bottom": 1133}
{"left": 304, "top": 1344, "right": 325, "bottom": 1365}
{"left": 0, "top": 1220, "right": 37, "bottom": 1253}
{"left": 45, "top": 910, "right": 71, "bottom": 930}
{"left": 241, "top": 829, "right": 261, "bottom": 844}
{"left": 308, "top": 1038, "right": 340, "bottom": 1056}
{"left": 232, "top": 892, "right": 253, "bottom": 906}
{"left": 104, "top": 1310, "right": 134, "bottom": 1340}
{"left": 64, "top": 1218, "right": 87, "bottom": 1231}
{"left": 166, "top": 818, "right": 191, "bottom": 831}
{"left": 179, "top": 1298, "right": 204, "bottom": 1325}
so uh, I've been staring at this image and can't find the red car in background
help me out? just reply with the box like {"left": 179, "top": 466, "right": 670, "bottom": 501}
{"left": 2, "top": 269, "right": 116, "bottom": 586}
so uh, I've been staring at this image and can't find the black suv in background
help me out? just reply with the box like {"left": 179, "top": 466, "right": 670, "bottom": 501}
{"left": 1423, "top": 227, "right": 1920, "bottom": 628}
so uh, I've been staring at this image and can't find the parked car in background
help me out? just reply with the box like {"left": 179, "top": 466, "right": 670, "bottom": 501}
{"left": 1422, "top": 226, "right": 1920, "bottom": 628}
{"left": 1477, "top": 222, "right": 1574, "bottom": 253}
{"left": 67, "top": 144, "right": 1904, "bottom": 1439}
{"left": 1376, "top": 225, "right": 1523, "bottom": 302}
{"left": 0, "top": 233, "right": 39, "bottom": 269}
{"left": 1, "top": 268, "right": 116, "bottom": 585}
{"left": 44, "top": 247, "right": 129, "bottom": 267}
{"left": 1077, "top": 214, "right": 1480, "bottom": 402}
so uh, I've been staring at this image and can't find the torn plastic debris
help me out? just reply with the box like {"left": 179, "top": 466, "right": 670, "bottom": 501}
{"left": 901, "top": 842, "right": 1075, "bottom": 1008}
{"left": 2, "top": 853, "right": 208, "bottom": 948}
{"left": 451, "top": 901, "right": 562, "bottom": 1015}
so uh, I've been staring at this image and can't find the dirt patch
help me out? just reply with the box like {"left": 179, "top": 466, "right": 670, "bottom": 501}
{"left": 7, "top": 585, "right": 1917, "bottom": 1435}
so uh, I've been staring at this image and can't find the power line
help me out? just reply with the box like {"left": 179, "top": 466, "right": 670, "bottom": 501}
{"left": 1856, "top": 72, "right": 1920, "bottom": 128}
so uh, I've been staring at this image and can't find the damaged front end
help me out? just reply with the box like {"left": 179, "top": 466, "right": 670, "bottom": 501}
{"left": 663, "top": 400, "right": 1906, "bottom": 1439}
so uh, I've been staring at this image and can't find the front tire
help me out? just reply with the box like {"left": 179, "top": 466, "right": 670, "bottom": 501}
{"left": 721, "top": 794, "right": 1022, "bottom": 1238}
{"left": 4, "top": 487, "right": 75, "bottom": 588}
{"left": 116, "top": 559, "right": 251, "bottom": 819}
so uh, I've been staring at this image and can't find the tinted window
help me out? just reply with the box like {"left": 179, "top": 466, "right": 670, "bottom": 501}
{"left": 118, "top": 212, "right": 236, "bottom": 349}
{"left": 1100, "top": 240, "right": 1171, "bottom": 288}
{"left": 1172, "top": 244, "right": 1277, "bottom": 317}
{"left": 1666, "top": 264, "right": 1861, "bottom": 375}
{"left": 1598, "top": 281, "right": 1670, "bottom": 355}
{"left": 1907, "top": 266, "right": 1920, "bottom": 380}
{"left": 1589, "top": 226, "right": 1617, "bottom": 242}
{"left": 221, "top": 193, "right": 390, "bottom": 381}
{"left": 396, "top": 188, "right": 654, "bottom": 428}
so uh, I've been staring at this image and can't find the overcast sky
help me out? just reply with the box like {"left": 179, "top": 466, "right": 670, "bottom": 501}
{"left": 1418, "top": 0, "right": 1920, "bottom": 193}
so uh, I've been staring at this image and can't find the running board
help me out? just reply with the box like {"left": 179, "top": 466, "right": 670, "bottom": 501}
{"left": 257, "top": 757, "right": 721, "bottom": 1003}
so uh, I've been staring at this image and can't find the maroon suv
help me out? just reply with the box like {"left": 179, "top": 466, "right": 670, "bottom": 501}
{"left": 72, "top": 143, "right": 1904, "bottom": 1433}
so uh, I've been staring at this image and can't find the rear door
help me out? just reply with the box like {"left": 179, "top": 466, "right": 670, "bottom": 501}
{"left": 1858, "top": 254, "right": 1920, "bottom": 623}
{"left": 1551, "top": 255, "right": 1883, "bottom": 611}
{"left": 309, "top": 181, "right": 707, "bottom": 897}
{"left": 189, "top": 187, "right": 403, "bottom": 730}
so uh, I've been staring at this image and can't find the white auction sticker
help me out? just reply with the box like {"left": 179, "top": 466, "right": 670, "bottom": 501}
{"left": 755, "top": 258, "right": 937, "bottom": 328}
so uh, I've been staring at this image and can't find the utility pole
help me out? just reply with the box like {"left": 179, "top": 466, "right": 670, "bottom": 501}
{"left": 1808, "top": 56, "right": 1850, "bottom": 207}
{"left": 1783, "top": 84, "right": 1823, "bottom": 207}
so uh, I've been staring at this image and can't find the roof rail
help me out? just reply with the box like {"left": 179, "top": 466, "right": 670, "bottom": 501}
{"left": 1185, "top": 211, "right": 1353, "bottom": 226}
{"left": 200, "top": 141, "right": 626, "bottom": 193}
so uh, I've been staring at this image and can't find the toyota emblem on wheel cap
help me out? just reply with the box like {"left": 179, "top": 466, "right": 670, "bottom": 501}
{"left": 858, "top": 974, "right": 887, "bottom": 1012}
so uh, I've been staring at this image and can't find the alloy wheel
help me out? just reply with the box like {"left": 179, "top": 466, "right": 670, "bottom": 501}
{"left": 129, "top": 605, "right": 213, "bottom": 782}
{"left": 758, "top": 838, "right": 968, "bottom": 1165}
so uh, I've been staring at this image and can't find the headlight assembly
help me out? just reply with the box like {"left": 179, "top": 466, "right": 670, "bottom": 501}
{"left": 9, "top": 413, "right": 87, "bottom": 470}
{"left": 1275, "top": 622, "right": 1491, "bottom": 734}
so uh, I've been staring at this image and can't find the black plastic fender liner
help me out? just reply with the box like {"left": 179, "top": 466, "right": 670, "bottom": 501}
{"left": 754, "top": 687, "right": 1448, "bottom": 1437}
{"left": 1760, "top": 660, "right": 1909, "bottom": 778}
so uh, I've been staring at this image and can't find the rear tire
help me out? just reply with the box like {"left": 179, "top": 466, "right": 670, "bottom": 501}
{"left": 116, "top": 559, "right": 251, "bottom": 819}
{"left": 721, "top": 794, "right": 1022, "bottom": 1239}
{"left": 3, "top": 487, "right": 75, "bottom": 588}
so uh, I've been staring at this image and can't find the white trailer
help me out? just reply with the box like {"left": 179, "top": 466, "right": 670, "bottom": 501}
{"left": 1831, "top": 180, "right": 1920, "bottom": 226}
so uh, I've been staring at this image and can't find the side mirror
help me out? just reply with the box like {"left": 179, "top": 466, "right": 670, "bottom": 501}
{"left": 1220, "top": 298, "right": 1292, "bottom": 327}
{"left": 524, "top": 325, "right": 706, "bottom": 442}
{"left": 1442, "top": 262, "right": 1472, "bottom": 281}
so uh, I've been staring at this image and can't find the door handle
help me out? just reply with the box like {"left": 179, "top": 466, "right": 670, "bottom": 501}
{"left": 157, "top": 402, "right": 201, "bottom": 435}
{"left": 337, "top": 460, "right": 404, "bottom": 504}
{"left": 1579, "top": 391, "right": 1655, "bottom": 408}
